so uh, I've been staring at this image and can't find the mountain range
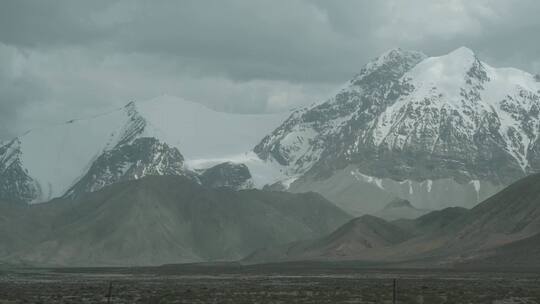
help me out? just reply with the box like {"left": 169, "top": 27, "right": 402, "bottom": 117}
{"left": 3, "top": 47, "right": 540, "bottom": 216}
{"left": 1, "top": 46, "right": 540, "bottom": 267}
{"left": 246, "top": 173, "right": 540, "bottom": 268}
{"left": 2, "top": 171, "right": 539, "bottom": 267}
{"left": 0, "top": 176, "right": 350, "bottom": 266}
{"left": 0, "top": 96, "right": 285, "bottom": 204}
{"left": 256, "top": 47, "right": 540, "bottom": 215}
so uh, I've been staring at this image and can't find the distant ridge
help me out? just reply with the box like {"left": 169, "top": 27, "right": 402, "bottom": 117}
{"left": 246, "top": 173, "right": 540, "bottom": 267}
{"left": 0, "top": 175, "right": 351, "bottom": 266}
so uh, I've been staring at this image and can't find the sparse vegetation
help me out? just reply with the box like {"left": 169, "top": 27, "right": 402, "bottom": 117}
{"left": 1, "top": 268, "right": 539, "bottom": 303}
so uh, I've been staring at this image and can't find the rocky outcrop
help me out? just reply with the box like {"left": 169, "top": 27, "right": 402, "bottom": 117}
{"left": 64, "top": 137, "right": 197, "bottom": 199}
{"left": 199, "top": 162, "right": 254, "bottom": 190}
{"left": 0, "top": 139, "right": 39, "bottom": 203}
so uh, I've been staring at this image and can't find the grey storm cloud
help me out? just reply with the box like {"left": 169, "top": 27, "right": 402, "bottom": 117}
{"left": 1, "top": 0, "right": 540, "bottom": 140}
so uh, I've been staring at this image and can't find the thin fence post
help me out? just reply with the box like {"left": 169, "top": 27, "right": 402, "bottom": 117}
{"left": 107, "top": 281, "right": 113, "bottom": 304}
{"left": 393, "top": 278, "right": 397, "bottom": 304}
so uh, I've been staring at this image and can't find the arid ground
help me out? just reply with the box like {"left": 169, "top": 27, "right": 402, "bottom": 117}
{"left": 1, "top": 264, "right": 540, "bottom": 303}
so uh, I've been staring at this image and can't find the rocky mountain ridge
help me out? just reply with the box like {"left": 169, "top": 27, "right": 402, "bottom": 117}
{"left": 0, "top": 175, "right": 351, "bottom": 266}
{"left": 246, "top": 173, "right": 540, "bottom": 266}
{"left": 0, "top": 97, "right": 284, "bottom": 203}
{"left": 255, "top": 47, "right": 540, "bottom": 214}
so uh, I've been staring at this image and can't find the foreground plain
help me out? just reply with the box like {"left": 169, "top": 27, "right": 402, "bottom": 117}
{"left": 1, "top": 264, "right": 540, "bottom": 303}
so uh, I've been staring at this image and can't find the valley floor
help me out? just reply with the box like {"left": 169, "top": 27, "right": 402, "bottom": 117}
{"left": 2, "top": 265, "right": 540, "bottom": 303}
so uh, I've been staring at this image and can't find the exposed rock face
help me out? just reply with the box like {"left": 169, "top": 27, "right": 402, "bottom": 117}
{"left": 0, "top": 140, "right": 39, "bottom": 204}
{"left": 64, "top": 139, "right": 259, "bottom": 199}
{"left": 199, "top": 162, "right": 254, "bottom": 190}
{"left": 64, "top": 137, "right": 196, "bottom": 199}
{"left": 255, "top": 47, "right": 540, "bottom": 213}
{"left": 0, "top": 96, "right": 284, "bottom": 204}
{"left": 255, "top": 48, "right": 428, "bottom": 177}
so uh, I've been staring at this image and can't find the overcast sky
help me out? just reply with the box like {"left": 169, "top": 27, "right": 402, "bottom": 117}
{"left": 1, "top": 0, "right": 540, "bottom": 140}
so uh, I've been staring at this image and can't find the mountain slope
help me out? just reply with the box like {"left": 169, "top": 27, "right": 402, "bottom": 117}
{"left": 392, "top": 206, "right": 468, "bottom": 236}
{"left": 391, "top": 174, "right": 540, "bottom": 264}
{"left": 0, "top": 202, "right": 36, "bottom": 258}
{"left": 198, "top": 162, "right": 254, "bottom": 190}
{"left": 246, "top": 173, "right": 540, "bottom": 265}
{"left": 458, "top": 233, "right": 540, "bottom": 268}
{"left": 245, "top": 215, "right": 411, "bottom": 263}
{"left": 1, "top": 176, "right": 351, "bottom": 266}
{"left": 0, "top": 96, "right": 286, "bottom": 203}
{"left": 0, "top": 140, "right": 39, "bottom": 204}
{"left": 255, "top": 47, "right": 540, "bottom": 213}
{"left": 374, "top": 198, "right": 429, "bottom": 221}
{"left": 64, "top": 137, "right": 198, "bottom": 199}
{"left": 442, "top": 172, "right": 540, "bottom": 251}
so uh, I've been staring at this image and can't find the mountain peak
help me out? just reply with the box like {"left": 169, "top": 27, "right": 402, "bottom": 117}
{"left": 124, "top": 100, "right": 136, "bottom": 108}
{"left": 384, "top": 198, "right": 414, "bottom": 210}
{"left": 348, "top": 48, "right": 426, "bottom": 88}
{"left": 381, "top": 47, "right": 425, "bottom": 58}
{"left": 115, "top": 102, "right": 147, "bottom": 147}
{"left": 0, "top": 138, "right": 21, "bottom": 166}
{"left": 404, "top": 46, "right": 489, "bottom": 103}
{"left": 362, "top": 48, "right": 426, "bottom": 72}
{"left": 411, "top": 46, "right": 481, "bottom": 75}
{"left": 255, "top": 45, "right": 540, "bottom": 214}
{"left": 1, "top": 94, "right": 285, "bottom": 204}
{"left": 199, "top": 162, "right": 254, "bottom": 190}
{"left": 64, "top": 137, "right": 190, "bottom": 199}
{"left": 447, "top": 46, "right": 476, "bottom": 59}
{"left": 0, "top": 138, "right": 39, "bottom": 204}
{"left": 375, "top": 198, "right": 429, "bottom": 221}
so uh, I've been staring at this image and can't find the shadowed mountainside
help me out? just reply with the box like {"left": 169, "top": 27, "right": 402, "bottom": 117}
{"left": 246, "top": 174, "right": 540, "bottom": 266}
{"left": 0, "top": 176, "right": 351, "bottom": 266}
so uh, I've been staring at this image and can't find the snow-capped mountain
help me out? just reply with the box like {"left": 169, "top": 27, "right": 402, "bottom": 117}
{"left": 3, "top": 46, "right": 539, "bottom": 215}
{"left": 0, "top": 96, "right": 285, "bottom": 203}
{"left": 255, "top": 47, "right": 540, "bottom": 214}
{"left": 0, "top": 139, "right": 39, "bottom": 203}
{"left": 63, "top": 137, "right": 197, "bottom": 199}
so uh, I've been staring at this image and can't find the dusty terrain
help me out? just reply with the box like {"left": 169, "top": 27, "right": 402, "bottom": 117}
{"left": 1, "top": 265, "right": 540, "bottom": 303}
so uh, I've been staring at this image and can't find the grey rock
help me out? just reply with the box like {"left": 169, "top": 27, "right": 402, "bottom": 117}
{"left": 64, "top": 137, "right": 197, "bottom": 199}
{"left": 0, "top": 139, "right": 39, "bottom": 204}
{"left": 199, "top": 162, "right": 254, "bottom": 190}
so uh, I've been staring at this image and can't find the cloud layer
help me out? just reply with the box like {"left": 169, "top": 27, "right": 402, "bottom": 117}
{"left": 1, "top": 0, "right": 539, "bottom": 139}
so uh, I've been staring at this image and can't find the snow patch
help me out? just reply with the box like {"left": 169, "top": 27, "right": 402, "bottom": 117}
{"left": 469, "top": 179, "right": 481, "bottom": 201}
{"left": 11, "top": 95, "right": 287, "bottom": 202}
{"left": 350, "top": 170, "right": 384, "bottom": 190}
{"left": 425, "top": 179, "right": 433, "bottom": 192}
{"left": 186, "top": 151, "right": 286, "bottom": 188}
